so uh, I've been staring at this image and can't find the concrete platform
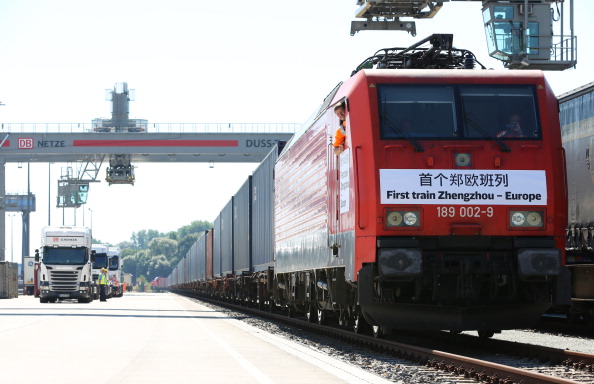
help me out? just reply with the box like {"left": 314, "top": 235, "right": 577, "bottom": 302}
{"left": 0, "top": 292, "right": 392, "bottom": 384}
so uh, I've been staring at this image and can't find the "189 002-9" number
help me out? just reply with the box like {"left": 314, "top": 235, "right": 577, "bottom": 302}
{"left": 437, "top": 206, "right": 494, "bottom": 218}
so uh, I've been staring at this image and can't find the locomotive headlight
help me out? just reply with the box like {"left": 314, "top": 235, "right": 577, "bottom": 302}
{"left": 510, "top": 210, "right": 545, "bottom": 228}
{"left": 385, "top": 209, "right": 420, "bottom": 228}
{"left": 511, "top": 212, "right": 526, "bottom": 226}
{"left": 403, "top": 212, "right": 418, "bottom": 226}
{"left": 386, "top": 211, "right": 403, "bottom": 226}
{"left": 526, "top": 212, "right": 543, "bottom": 226}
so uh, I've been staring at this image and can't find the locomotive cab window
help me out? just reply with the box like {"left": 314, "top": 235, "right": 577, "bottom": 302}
{"left": 378, "top": 84, "right": 540, "bottom": 140}
{"left": 378, "top": 86, "right": 456, "bottom": 139}
{"left": 460, "top": 86, "right": 540, "bottom": 140}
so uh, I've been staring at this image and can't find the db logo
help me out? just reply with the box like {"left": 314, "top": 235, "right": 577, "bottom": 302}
{"left": 18, "top": 138, "right": 33, "bottom": 149}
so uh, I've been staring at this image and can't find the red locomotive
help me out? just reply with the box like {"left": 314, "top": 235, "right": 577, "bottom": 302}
{"left": 275, "top": 34, "right": 567, "bottom": 336}
{"left": 170, "top": 35, "right": 568, "bottom": 337}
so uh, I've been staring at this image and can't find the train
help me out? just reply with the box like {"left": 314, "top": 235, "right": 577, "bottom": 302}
{"left": 559, "top": 82, "right": 594, "bottom": 323}
{"left": 168, "top": 35, "right": 568, "bottom": 337}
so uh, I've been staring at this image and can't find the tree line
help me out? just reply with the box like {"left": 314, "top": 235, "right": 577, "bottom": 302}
{"left": 96, "top": 220, "right": 212, "bottom": 285}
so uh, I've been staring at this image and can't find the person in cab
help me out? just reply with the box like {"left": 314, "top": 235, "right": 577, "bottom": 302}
{"left": 333, "top": 102, "right": 347, "bottom": 154}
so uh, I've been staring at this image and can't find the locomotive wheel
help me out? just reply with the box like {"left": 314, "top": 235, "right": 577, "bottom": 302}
{"left": 286, "top": 305, "right": 295, "bottom": 318}
{"left": 306, "top": 306, "right": 316, "bottom": 323}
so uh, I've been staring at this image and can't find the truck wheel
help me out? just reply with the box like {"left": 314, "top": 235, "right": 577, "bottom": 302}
{"left": 40, "top": 297, "right": 49, "bottom": 303}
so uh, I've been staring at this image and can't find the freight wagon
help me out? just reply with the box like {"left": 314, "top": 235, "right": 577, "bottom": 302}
{"left": 560, "top": 82, "right": 594, "bottom": 322}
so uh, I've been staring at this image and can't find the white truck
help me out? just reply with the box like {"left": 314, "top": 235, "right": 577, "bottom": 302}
{"left": 37, "top": 226, "right": 95, "bottom": 303}
{"left": 107, "top": 247, "right": 123, "bottom": 297}
{"left": 91, "top": 244, "right": 112, "bottom": 299}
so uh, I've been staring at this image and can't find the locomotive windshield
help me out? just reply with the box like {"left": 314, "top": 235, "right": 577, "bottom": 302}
{"left": 378, "top": 84, "right": 540, "bottom": 140}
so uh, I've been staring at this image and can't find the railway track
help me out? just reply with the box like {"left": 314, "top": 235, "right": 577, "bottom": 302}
{"left": 177, "top": 293, "right": 594, "bottom": 384}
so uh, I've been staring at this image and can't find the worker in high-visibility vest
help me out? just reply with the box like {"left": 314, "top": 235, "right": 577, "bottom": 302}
{"left": 98, "top": 268, "right": 109, "bottom": 302}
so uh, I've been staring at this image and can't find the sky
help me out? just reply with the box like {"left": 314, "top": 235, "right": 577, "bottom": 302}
{"left": 1, "top": 0, "right": 592, "bottom": 262}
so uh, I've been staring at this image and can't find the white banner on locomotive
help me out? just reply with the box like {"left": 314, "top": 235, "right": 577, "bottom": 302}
{"left": 380, "top": 169, "right": 547, "bottom": 205}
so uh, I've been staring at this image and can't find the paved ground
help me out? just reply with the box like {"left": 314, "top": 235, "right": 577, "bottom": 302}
{"left": 0, "top": 292, "right": 393, "bottom": 384}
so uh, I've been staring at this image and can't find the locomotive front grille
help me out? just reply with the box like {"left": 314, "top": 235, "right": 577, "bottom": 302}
{"left": 49, "top": 270, "right": 80, "bottom": 292}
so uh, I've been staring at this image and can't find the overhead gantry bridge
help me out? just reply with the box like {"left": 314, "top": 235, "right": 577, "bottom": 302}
{"left": 0, "top": 122, "right": 296, "bottom": 164}
{"left": 0, "top": 122, "right": 296, "bottom": 262}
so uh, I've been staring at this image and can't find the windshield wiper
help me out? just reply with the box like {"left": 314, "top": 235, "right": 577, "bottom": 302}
{"left": 382, "top": 114, "right": 424, "bottom": 152}
{"left": 464, "top": 112, "right": 510, "bottom": 153}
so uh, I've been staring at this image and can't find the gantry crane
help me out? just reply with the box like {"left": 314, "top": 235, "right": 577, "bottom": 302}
{"left": 57, "top": 82, "right": 141, "bottom": 208}
{"left": 351, "top": 0, "right": 576, "bottom": 70}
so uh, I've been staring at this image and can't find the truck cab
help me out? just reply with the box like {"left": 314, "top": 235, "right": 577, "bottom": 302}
{"left": 37, "top": 226, "right": 95, "bottom": 303}
{"left": 108, "top": 247, "right": 123, "bottom": 297}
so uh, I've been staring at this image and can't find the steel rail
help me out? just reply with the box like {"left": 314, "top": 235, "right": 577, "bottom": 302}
{"left": 176, "top": 292, "right": 591, "bottom": 384}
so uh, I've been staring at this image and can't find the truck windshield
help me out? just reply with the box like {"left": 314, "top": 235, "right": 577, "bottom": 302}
{"left": 93, "top": 254, "right": 108, "bottom": 269}
{"left": 378, "top": 84, "right": 540, "bottom": 140}
{"left": 43, "top": 247, "right": 87, "bottom": 265}
{"left": 109, "top": 256, "right": 119, "bottom": 270}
